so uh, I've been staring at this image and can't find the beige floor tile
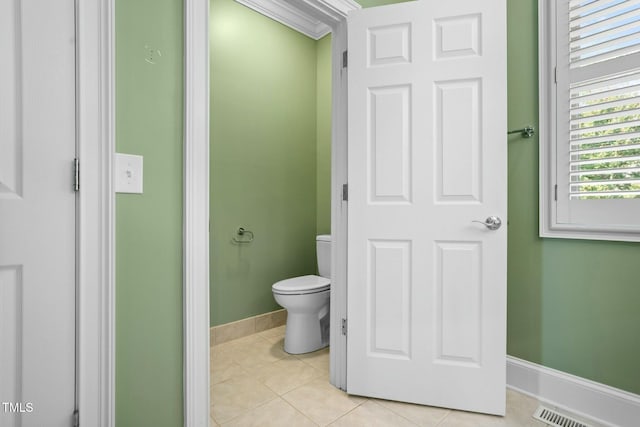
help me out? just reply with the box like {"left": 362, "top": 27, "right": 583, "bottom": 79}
{"left": 437, "top": 410, "right": 509, "bottom": 427}
{"left": 374, "top": 398, "right": 449, "bottom": 427}
{"left": 211, "top": 334, "right": 264, "bottom": 356}
{"left": 242, "top": 356, "right": 324, "bottom": 395}
{"left": 221, "top": 398, "right": 317, "bottom": 427}
{"left": 223, "top": 333, "right": 266, "bottom": 348}
{"left": 211, "top": 349, "right": 235, "bottom": 369}
{"left": 211, "top": 345, "right": 248, "bottom": 385}
{"left": 211, "top": 361, "right": 246, "bottom": 385}
{"left": 230, "top": 337, "right": 289, "bottom": 368}
{"left": 437, "top": 391, "right": 546, "bottom": 427}
{"left": 504, "top": 389, "right": 546, "bottom": 425}
{"left": 268, "top": 337, "right": 286, "bottom": 353}
{"left": 295, "top": 346, "right": 330, "bottom": 373}
{"left": 210, "top": 415, "right": 219, "bottom": 426}
{"left": 210, "top": 343, "right": 230, "bottom": 357}
{"left": 211, "top": 330, "right": 557, "bottom": 427}
{"left": 329, "top": 400, "right": 417, "bottom": 427}
{"left": 211, "top": 374, "right": 278, "bottom": 424}
{"left": 283, "top": 378, "right": 366, "bottom": 426}
{"left": 258, "top": 325, "right": 286, "bottom": 343}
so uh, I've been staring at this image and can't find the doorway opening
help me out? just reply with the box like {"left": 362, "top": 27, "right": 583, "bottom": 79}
{"left": 205, "top": 1, "right": 353, "bottom": 423}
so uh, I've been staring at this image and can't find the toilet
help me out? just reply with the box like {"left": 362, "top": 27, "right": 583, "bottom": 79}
{"left": 272, "top": 235, "right": 331, "bottom": 354}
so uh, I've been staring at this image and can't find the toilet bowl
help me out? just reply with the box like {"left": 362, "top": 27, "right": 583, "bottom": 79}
{"left": 272, "top": 235, "right": 331, "bottom": 354}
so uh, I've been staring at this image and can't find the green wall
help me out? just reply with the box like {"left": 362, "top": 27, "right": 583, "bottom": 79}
{"left": 210, "top": 0, "right": 320, "bottom": 326}
{"left": 316, "top": 34, "right": 332, "bottom": 235}
{"left": 507, "top": 0, "right": 640, "bottom": 395}
{"left": 115, "top": 0, "right": 184, "bottom": 425}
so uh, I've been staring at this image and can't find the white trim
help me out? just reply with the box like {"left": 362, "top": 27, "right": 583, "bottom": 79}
{"left": 329, "top": 19, "right": 348, "bottom": 391}
{"left": 76, "top": 0, "right": 115, "bottom": 425}
{"left": 234, "top": 0, "right": 359, "bottom": 40}
{"left": 283, "top": 0, "right": 359, "bottom": 26}
{"left": 183, "top": 0, "right": 211, "bottom": 426}
{"left": 507, "top": 356, "right": 640, "bottom": 427}
{"left": 538, "top": 0, "right": 555, "bottom": 241}
{"left": 236, "top": 0, "right": 331, "bottom": 40}
{"left": 540, "top": 226, "right": 640, "bottom": 243}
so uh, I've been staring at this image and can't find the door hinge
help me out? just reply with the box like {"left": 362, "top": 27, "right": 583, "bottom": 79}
{"left": 342, "top": 183, "right": 348, "bottom": 201}
{"left": 554, "top": 66, "right": 557, "bottom": 84}
{"left": 73, "top": 158, "right": 80, "bottom": 192}
{"left": 73, "top": 409, "right": 79, "bottom": 427}
{"left": 554, "top": 184, "right": 558, "bottom": 201}
{"left": 341, "top": 318, "right": 347, "bottom": 336}
{"left": 342, "top": 50, "right": 348, "bottom": 68}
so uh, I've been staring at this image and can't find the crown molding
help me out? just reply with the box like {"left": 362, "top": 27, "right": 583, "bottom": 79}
{"left": 235, "top": 0, "right": 360, "bottom": 39}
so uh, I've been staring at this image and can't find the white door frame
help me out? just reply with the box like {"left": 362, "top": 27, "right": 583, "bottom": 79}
{"left": 183, "top": 0, "right": 211, "bottom": 424}
{"left": 76, "top": 0, "right": 115, "bottom": 426}
{"left": 184, "top": 0, "right": 354, "bottom": 424}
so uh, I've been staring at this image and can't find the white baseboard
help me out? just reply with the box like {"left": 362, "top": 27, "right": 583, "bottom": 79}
{"left": 507, "top": 356, "right": 640, "bottom": 427}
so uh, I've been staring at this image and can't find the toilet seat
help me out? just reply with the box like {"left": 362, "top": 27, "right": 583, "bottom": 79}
{"left": 272, "top": 275, "right": 330, "bottom": 295}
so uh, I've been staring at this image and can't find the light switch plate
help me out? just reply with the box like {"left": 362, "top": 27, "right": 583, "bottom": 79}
{"left": 115, "top": 153, "right": 143, "bottom": 194}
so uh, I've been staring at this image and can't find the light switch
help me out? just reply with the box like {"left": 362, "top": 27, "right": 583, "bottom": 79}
{"left": 115, "top": 153, "right": 143, "bottom": 194}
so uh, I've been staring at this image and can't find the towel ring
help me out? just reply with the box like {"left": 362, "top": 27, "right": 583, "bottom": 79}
{"left": 233, "top": 227, "right": 254, "bottom": 244}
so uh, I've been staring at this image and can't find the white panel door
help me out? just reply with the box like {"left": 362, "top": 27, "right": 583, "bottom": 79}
{"left": 0, "top": 0, "right": 76, "bottom": 425}
{"left": 347, "top": 0, "right": 507, "bottom": 415}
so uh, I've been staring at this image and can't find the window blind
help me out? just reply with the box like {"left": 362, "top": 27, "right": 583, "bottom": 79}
{"left": 567, "top": 0, "right": 640, "bottom": 199}
{"left": 569, "top": 0, "right": 640, "bottom": 68}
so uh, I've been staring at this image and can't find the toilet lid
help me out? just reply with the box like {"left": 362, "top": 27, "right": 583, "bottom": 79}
{"left": 272, "top": 275, "right": 330, "bottom": 294}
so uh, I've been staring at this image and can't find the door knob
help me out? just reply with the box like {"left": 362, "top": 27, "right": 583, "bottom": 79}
{"left": 472, "top": 216, "right": 502, "bottom": 230}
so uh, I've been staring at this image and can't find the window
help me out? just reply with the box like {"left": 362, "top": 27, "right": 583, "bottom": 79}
{"left": 539, "top": 0, "right": 640, "bottom": 241}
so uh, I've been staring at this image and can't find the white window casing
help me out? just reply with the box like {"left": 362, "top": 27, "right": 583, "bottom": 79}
{"left": 539, "top": 0, "right": 640, "bottom": 241}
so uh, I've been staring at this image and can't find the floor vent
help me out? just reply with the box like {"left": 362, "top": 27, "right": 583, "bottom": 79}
{"left": 533, "top": 406, "right": 591, "bottom": 427}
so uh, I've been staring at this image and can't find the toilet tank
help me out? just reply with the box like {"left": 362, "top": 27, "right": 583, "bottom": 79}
{"left": 316, "top": 235, "right": 331, "bottom": 278}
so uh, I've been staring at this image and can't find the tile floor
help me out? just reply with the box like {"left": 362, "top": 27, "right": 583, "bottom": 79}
{"left": 211, "top": 326, "right": 556, "bottom": 426}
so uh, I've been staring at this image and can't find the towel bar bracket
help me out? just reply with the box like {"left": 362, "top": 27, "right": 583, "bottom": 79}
{"left": 508, "top": 125, "right": 535, "bottom": 138}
